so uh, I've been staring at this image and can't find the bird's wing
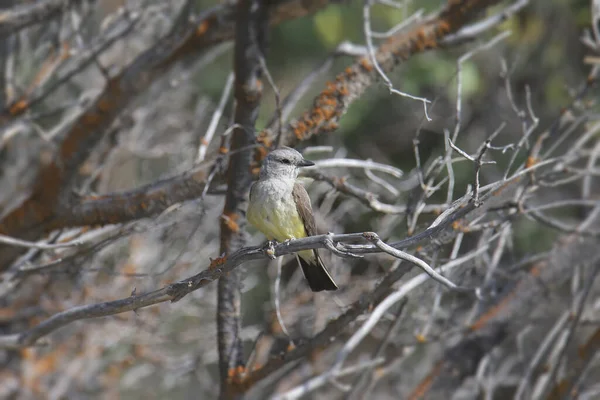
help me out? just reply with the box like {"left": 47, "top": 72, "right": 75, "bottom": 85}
{"left": 248, "top": 181, "right": 255, "bottom": 202}
{"left": 292, "top": 182, "right": 316, "bottom": 237}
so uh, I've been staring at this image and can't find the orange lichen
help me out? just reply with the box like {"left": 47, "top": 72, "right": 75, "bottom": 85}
{"left": 227, "top": 367, "right": 237, "bottom": 379}
{"left": 469, "top": 292, "right": 515, "bottom": 332}
{"left": 587, "top": 74, "right": 597, "bottom": 85}
{"left": 82, "top": 112, "right": 100, "bottom": 125}
{"left": 196, "top": 20, "right": 210, "bottom": 36}
{"left": 322, "top": 121, "right": 339, "bottom": 132}
{"left": 338, "top": 84, "right": 349, "bottom": 96}
{"left": 452, "top": 220, "right": 469, "bottom": 232}
{"left": 491, "top": 180, "right": 518, "bottom": 197}
{"left": 97, "top": 98, "right": 112, "bottom": 113}
{"left": 360, "top": 57, "right": 373, "bottom": 72}
{"left": 9, "top": 99, "right": 27, "bottom": 115}
{"left": 227, "top": 365, "right": 247, "bottom": 384}
{"left": 258, "top": 134, "right": 272, "bottom": 149}
{"left": 209, "top": 255, "right": 227, "bottom": 269}
{"left": 60, "top": 42, "right": 70, "bottom": 60}
{"left": 122, "top": 262, "right": 137, "bottom": 275}
{"left": 323, "top": 81, "right": 336, "bottom": 96}
{"left": 255, "top": 145, "right": 268, "bottom": 163}
{"left": 437, "top": 20, "right": 451, "bottom": 35}
{"left": 293, "top": 121, "right": 307, "bottom": 139}
{"left": 221, "top": 212, "right": 240, "bottom": 233}
{"left": 25, "top": 42, "right": 70, "bottom": 97}
{"left": 578, "top": 328, "right": 600, "bottom": 359}
{"left": 529, "top": 263, "right": 542, "bottom": 277}
{"left": 407, "top": 362, "right": 443, "bottom": 400}
{"left": 251, "top": 363, "right": 262, "bottom": 371}
{"left": 525, "top": 156, "right": 538, "bottom": 169}
{"left": 333, "top": 176, "right": 346, "bottom": 187}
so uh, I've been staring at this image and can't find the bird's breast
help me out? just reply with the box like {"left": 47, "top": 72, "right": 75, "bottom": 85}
{"left": 247, "top": 180, "right": 306, "bottom": 242}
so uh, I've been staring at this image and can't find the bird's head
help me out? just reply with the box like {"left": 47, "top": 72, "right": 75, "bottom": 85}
{"left": 260, "top": 147, "right": 315, "bottom": 180}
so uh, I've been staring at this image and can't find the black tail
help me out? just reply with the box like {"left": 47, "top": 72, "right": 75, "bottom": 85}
{"left": 297, "top": 250, "right": 338, "bottom": 292}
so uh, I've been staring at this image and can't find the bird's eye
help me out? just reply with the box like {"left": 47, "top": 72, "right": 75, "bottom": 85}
{"left": 281, "top": 158, "right": 291, "bottom": 165}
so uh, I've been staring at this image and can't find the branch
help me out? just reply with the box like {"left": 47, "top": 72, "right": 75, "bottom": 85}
{"left": 0, "top": 172, "right": 514, "bottom": 349}
{"left": 0, "top": 0, "right": 333, "bottom": 269}
{"left": 302, "top": 169, "right": 413, "bottom": 214}
{"left": 217, "top": 0, "right": 269, "bottom": 396}
{"left": 0, "top": 0, "right": 83, "bottom": 36}
{"left": 256, "top": 0, "right": 508, "bottom": 151}
{"left": 53, "top": 164, "right": 215, "bottom": 228}
{"left": 0, "top": 231, "right": 434, "bottom": 349}
{"left": 406, "top": 232, "right": 600, "bottom": 399}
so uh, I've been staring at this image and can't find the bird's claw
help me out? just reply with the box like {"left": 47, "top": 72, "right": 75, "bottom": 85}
{"left": 263, "top": 240, "right": 278, "bottom": 260}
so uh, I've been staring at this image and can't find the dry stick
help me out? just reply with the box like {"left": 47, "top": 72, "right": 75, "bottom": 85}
{"left": 0, "top": 0, "right": 508, "bottom": 266}
{"left": 302, "top": 169, "right": 413, "bottom": 214}
{"left": 273, "top": 257, "right": 292, "bottom": 341}
{"left": 0, "top": 233, "right": 83, "bottom": 250}
{"left": 312, "top": 158, "right": 403, "bottom": 178}
{"left": 503, "top": 73, "right": 540, "bottom": 179}
{"left": 442, "top": 0, "right": 529, "bottom": 46}
{"left": 548, "top": 327, "right": 600, "bottom": 399}
{"left": 0, "top": 232, "right": 431, "bottom": 349}
{"left": 264, "top": 0, "right": 509, "bottom": 150}
{"left": 446, "top": 30, "right": 511, "bottom": 204}
{"left": 581, "top": 136, "right": 600, "bottom": 200}
{"left": 2, "top": 8, "right": 140, "bottom": 119}
{"left": 0, "top": 170, "right": 533, "bottom": 354}
{"left": 257, "top": 54, "right": 284, "bottom": 149}
{"left": 240, "top": 261, "right": 414, "bottom": 393}
{"left": 0, "top": 0, "right": 334, "bottom": 269}
{"left": 406, "top": 234, "right": 600, "bottom": 398}
{"left": 514, "top": 311, "right": 571, "bottom": 400}
{"left": 363, "top": 0, "right": 432, "bottom": 120}
{"left": 275, "top": 241, "right": 487, "bottom": 399}
{"left": 273, "top": 358, "right": 386, "bottom": 400}
{"left": 0, "top": 0, "right": 86, "bottom": 36}
{"left": 364, "top": 164, "right": 400, "bottom": 196}
{"left": 346, "top": 302, "right": 407, "bottom": 400}
{"left": 0, "top": 176, "right": 520, "bottom": 348}
{"left": 197, "top": 72, "right": 235, "bottom": 162}
{"left": 217, "top": 0, "right": 269, "bottom": 396}
{"left": 535, "top": 263, "right": 600, "bottom": 399}
{"left": 367, "top": 234, "right": 479, "bottom": 295}
{"left": 536, "top": 207, "right": 600, "bottom": 398}
{"left": 370, "top": 8, "right": 424, "bottom": 39}
{"left": 2, "top": 0, "right": 331, "bottom": 122}
{"left": 264, "top": 40, "right": 367, "bottom": 133}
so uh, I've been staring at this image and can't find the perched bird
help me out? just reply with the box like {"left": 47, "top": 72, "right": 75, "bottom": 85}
{"left": 247, "top": 147, "right": 338, "bottom": 292}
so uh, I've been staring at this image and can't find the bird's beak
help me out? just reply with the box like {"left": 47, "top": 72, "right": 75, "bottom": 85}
{"left": 298, "top": 159, "right": 315, "bottom": 167}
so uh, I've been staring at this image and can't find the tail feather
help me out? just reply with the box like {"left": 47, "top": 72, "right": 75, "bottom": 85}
{"left": 297, "top": 250, "right": 338, "bottom": 292}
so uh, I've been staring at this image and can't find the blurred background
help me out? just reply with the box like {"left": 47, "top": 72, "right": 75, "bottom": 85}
{"left": 0, "top": 0, "right": 599, "bottom": 399}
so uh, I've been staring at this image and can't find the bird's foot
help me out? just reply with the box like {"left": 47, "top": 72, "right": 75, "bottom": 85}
{"left": 262, "top": 240, "right": 278, "bottom": 260}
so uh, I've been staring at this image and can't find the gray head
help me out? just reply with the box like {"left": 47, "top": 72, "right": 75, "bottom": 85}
{"left": 260, "top": 147, "right": 315, "bottom": 179}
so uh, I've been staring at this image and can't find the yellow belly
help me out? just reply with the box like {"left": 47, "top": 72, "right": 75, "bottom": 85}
{"left": 247, "top": 182, "right": 314, "bottom": 261}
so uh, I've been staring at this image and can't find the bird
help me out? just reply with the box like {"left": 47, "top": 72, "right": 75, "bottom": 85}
{"left": 247, "top": 147, "right": 338, "bottom": 292}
